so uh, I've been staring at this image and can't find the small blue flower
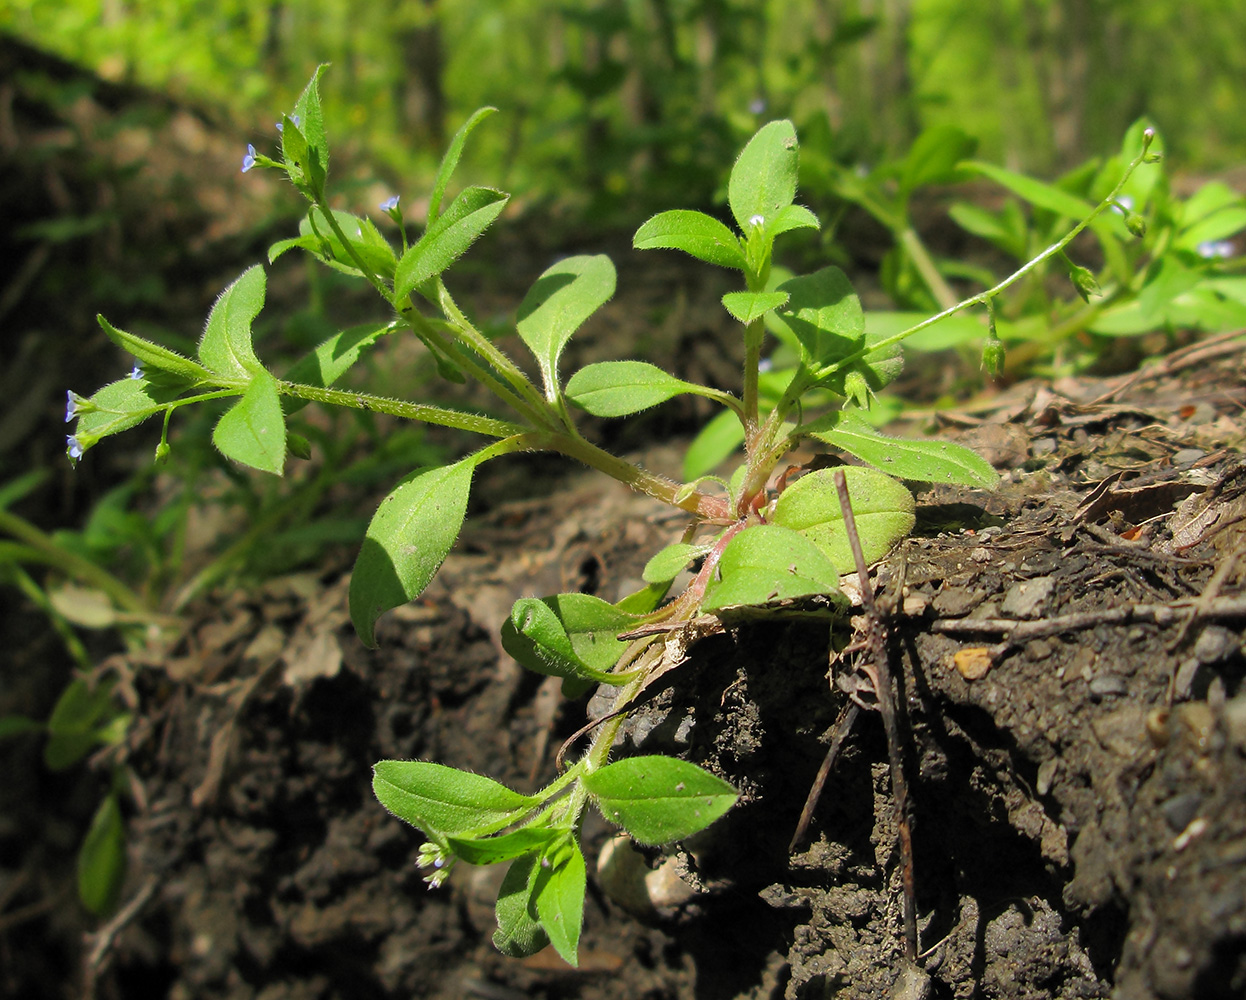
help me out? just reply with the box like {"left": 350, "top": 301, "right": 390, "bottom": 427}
{"left": 129, "top": 365, "right": 143, "bottom": 380}
{"left": 241, "top": 144, "right": 257, "bottom": 173}
{"left": 381, "top": 195, "right": 401, "bottom": 213}
{"left": 749, "top": 214, "right": 765, "bottom": 228}
{"left": 275, "top": 113, "right": 301, "bottom": 133}
{"left": 749, "top": 97, "right": 767, "bottom": 115}
{"left": 1197, "top": 239, "right": 1235, "bottom": 260}
{"left": 66, "top": 435, "right": 84, "bottom": 461}
{"left": 65, "top": 390, "right": 83, "bottom": 422}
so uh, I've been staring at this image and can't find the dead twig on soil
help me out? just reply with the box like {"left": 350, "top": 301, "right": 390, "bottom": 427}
{"left": 931, "top": 594, "right": 1246, "bottom": 652}
{"left": 82, "top": 876, "right": 158, "bottom": 999}
{"left": 791, "top": 469, "right": 918, "bottom": 961}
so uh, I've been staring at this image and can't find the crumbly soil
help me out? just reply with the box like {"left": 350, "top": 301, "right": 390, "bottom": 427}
{"left": 9, "top": 343, "right": 1237, "bottom": 1000}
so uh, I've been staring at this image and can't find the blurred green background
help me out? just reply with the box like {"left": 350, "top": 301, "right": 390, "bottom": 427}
{"left": 5, "top": 0, "right": 1245, "bottom": 213}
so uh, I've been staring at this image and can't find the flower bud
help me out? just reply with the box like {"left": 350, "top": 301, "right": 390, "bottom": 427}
{"left": 981, "top": 332, "right": 1005, "bottom": 377}
{"left": 1069, "top": 264, "right": 1102, "bottom": 302}
{"left": 154, "top": 441, "right": 171, "bottom": 465}
{"left": 843, "top": 369, "right": 871, "bottom": 410}
{"left": 1124, "top": 212, "right": 1147, "bottom": 239}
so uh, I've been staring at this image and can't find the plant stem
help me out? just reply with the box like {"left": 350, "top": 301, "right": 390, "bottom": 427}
{"left": 898, "top": 226, "right": 958, "bottom": 311}
{"left": 277, "top": 380, "right": 527, "bottom": 438}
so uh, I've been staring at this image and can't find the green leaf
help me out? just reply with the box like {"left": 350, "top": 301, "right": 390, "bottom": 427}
{"left": 1176, "top": 206, "right": 1246, "bottom": 252}
{"left": 394, "top": 186, "right": 509, "bottom": 300}
{"left": 804, "top": 412, "right": 999, "bottom": 487}
{"left": 702, "top": 524, "right": 846, "bottom": 612}
{"left": 446, "top": 827, "right": 559, "bottom": 866}
{"left": 633, "top": 210, "right": 747, "bottom": 270}
{"left": 301, "top": 208, "right": 398, "bottom": 280}
{"left": 290, "top": 64, "right": 329, "bottom": 191}
{"left": 771, "top": 466, "right": 915, "bottom": 573}
{"left": 78, "top": 793, "right": 125, "bottom": 916}
{"left": 44, "top": 678, "right": 117, "bottom": 771}
{"left": 494, "top": 854, "right": 548, "bottom": 958}
{"left": 584, "top": 756, "right": 738, "bottom": 845}
{"left": 283, "top": 323, "right": 391, "bottom": 392}
{"left": 517, "top": 255, "right": 616, "bottom": 397}
{"left": 962, "top": 160, "right": 1096, "bottom": 221}
{"left": 947, "top": 200, "right": 1027, "bottom": 259}
{"left": 212, "top": 370, "right": 286, "bottom": 475}
{"left": 728, "top": 120, "right": 799, "bottom": 233}
{"left": 429, "top": 106, "right": 498, "bottom": 225}
{"left": 1179, "top": 180, "right": 1244, "bottom": 230}
{"left": 683, "top": 408, "right": 746, "bottom": 479}
{"left": 501, "top": 593, "right": 632, "bottom": 692}
{"left": 0, "top": 715, "right": 42, "bottom": 739}
{"left": 72, "top": 378, "right": 174, "bottom": 450}
{"left": 372, "top": 760, "right": 538, "bottom": 837}
{"left": 642, "top": 542, "right": 709, "bottom": 584}
{"left": 534, "top": 839, "right": 586, "bottom": 966}
{"left": 899, "top": 125, "right": 976, "bottom": 198}
{"left": 774, "top": 266, "right": 865, "bottom": 372}
{"left": 197, "top": 265, "right": 266, "bottom": 380}
{"left": 565, "top": 361, "right": 695, "bottom": 417}
{"left": 349, "top": 458, "right": 473, "bottom": 647}
{"left": 766, "top": 204, "right": 820, "bottom": 238}
{"left": 98, "top": 316, "right": 211, "bottom": 382}
{"left": 721, "top": 291, "right": 789, "bottom": 325}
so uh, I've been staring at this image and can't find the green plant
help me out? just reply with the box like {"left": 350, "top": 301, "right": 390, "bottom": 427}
{"left": 805, "top": 119, "right": 1245, "bottom": 374}
{"left": 66, "top": 68, "right": 1158, "bottom": 963}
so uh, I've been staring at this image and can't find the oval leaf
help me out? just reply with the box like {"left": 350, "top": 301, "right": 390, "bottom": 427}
{"left": 394, "top": 186, "right": 509, "bottom": 300}
{"left": 642, "top": 542, "right": 709, "bottom": 584}
{"left": 494, "top": 853, "right": 548, "bottom": 958}
{"left": 584, "top": 756, "right": 738, "bottom": 845}
{"left": 728, "top": 120, "right": 799, "bottom": 233}
{"left": 212, "top": 370, "right": 287, "bottom": 475}
{"left": 78, "top": 793, "right": 126, "bottom": 915}
{"left": 500, "top": 593, "right": 632, "bottom": 689}
{"left": 702, "top": 524, "right": 846, "bottom": 612}
{"left": 633, "top": 210, "right": 746, "bottom": 270}
{"left": 774, "top": 266, "right": 864, "bottom": 372}
{"left": 516, "top": 255, "right": 616, "bottom": 396}
{"left": 721, "top": 291, "right": 789, "bottom": 325}
{"left": 198, "top": 265, "right": 266, "bottom": 380}
{"left": 771, "top": 466, "right": 915, "bottom": 573}
{"left": 534, "top": 839, "right": 586, "bottom": 966}
{"left": 372, "top": 760, "right": 538, "bottom": 837}
{"left": 446, "top": 827, "right": 559, "bottom": 866}
{"left": 349, "top": 459, "right": 473, "bottom": 647}
{"left": 805, "top": 413, "right": 999, "bottom": 488}
{"left": 565, "top": 361, "right": 693, "bottom": 417}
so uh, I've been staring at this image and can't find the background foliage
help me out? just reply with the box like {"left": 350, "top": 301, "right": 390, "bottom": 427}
{"left": 4, "top": 0, "right": 1245, "bottom": 212}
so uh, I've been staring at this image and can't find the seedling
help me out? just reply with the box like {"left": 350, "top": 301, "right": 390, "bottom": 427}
{"left": 66, "top": 68, "right": 1157, "bottom": 961}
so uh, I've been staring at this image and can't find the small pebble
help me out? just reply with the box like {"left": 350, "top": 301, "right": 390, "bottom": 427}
{"left": 1172, "top": 447, "right": 1205, "bottom": 465}
{"left": 952, "top": 647, "right": 992, "bottom": 680}
{"left": 1035, "top": 758, "right": 1059, "bottom": 796}
{"left": 1160, "top": 793, "right": 1202, "bottom": 832}
{"left": 1088, "top": 672, "right": 1127, "bottom": 698}
{"left": 1000, "top": 576, "right": 1055, "bottom": 619}
{"left": 1193, "top": 625, "right": 1238, "bottom": 665}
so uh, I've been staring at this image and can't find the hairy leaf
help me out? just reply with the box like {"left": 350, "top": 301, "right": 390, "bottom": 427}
{"left": 642, "top": 542, "right": 709, "bottom": 584}
{"left": 494, "top": 854, "right": 548, "bottom": 958}
{"left": 372, "top": 760, "right": 538, "bottom": 837}
{"left": 765, "top": 204, "right": 820, "bottom": 238}
{"left": 565, "top": 361, "right": 694, "bottom": 417}
{"left": 728, "top": 120, "right": 799, "bottom": 232}
{"left": 805, "top": 412, "right": 999, "bottom": 487}
{"left": 72, "top": 378, "right": 175, "bottom": 449}
{"left": 198, "top": 265, "right": 267, "bottom": 380}
{"left": 447, "top": 827, "right": 559, "bottom": 866}
{"left": 98, "top": 317, "right": 210, "bottom": 382}
{"left": 501, "top": 593, "right": 632, "bottom": 693}
{"left": 774, "top": 267, "right": 864, "bottom": 373}
{"left": 534, "top": 838, "right": 586, "bottom": 966}
{"left": 349, "top": 459, "right": 473, "bottom": 647}
{"left": 721, "top": 291, "right": 789, "bottom": 325}
{"left": 301, "top": 208, "right": 397, "bottom": 280}
{"left": 283, "top": 323, "right": 391, "bottom": 395}
{"left": 429, "top": 107, "right": 498, "bottom": 225}
{"left": 212, "top": 370, "right": 287, "bottom": 475}
{"left": 771, "top": 466, "right": 915, "bottom": 573}
{"left": 633, "top": 210, "right": 747, "bottom": 270}
{"left": 517, "top": 255, "right": 616, "bottom": 397}
{"left": 702, "top": 525, "right": 846, "bottom": 612}
{"left": 584, "top": 756, "right": 738, "bottom": 845}
{"left": 394, "top": 186, "right": 508, "bottom": 299}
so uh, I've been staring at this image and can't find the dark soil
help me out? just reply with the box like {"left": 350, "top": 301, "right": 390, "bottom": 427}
{"left": 7, "top": 345, "right": 1236, "bottom": 1000}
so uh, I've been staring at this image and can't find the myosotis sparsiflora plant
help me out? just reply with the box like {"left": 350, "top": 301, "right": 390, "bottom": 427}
{"left": 66, "top": 69, "right": 1157, "bottom": 962}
